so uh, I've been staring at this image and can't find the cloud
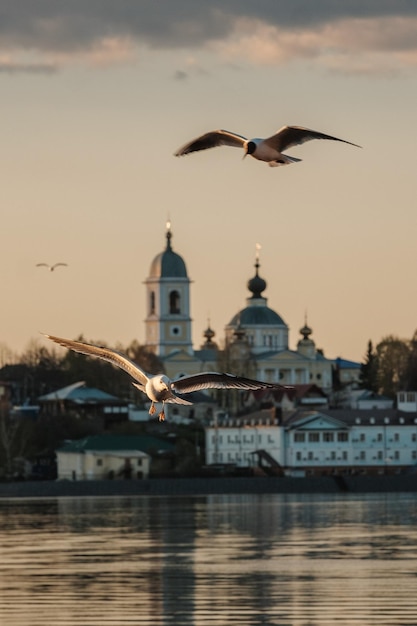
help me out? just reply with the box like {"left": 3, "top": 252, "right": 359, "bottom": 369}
{"left": 0, "top": 2, "right": 417, "bottom": 73}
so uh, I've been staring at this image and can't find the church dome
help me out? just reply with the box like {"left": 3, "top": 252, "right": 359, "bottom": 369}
{"left": 149, "top": 225, "right": 188, "bottom": 278}
{"left": 229, "top": 306, "right": 286, "bottom": 327}
{"left": 226, "top": 248, "right": 289, "bottom": 353}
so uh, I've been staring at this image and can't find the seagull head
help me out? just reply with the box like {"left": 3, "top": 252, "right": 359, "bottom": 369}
{"left": 155, "top": 374, "right": 171, "bottom": 392}
{"left": 244, "top": 140, "right": 256, "bottom": 159}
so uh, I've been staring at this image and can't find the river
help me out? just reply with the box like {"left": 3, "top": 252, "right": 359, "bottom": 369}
{"left": 0, "top": 492, "right": 416, "bottom": 625}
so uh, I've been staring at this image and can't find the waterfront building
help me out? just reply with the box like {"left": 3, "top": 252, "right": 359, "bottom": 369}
{"left": 56, "top": 434, "right": 174, "bottom": 480}
{"left": 205, "top": 409, "right": 417, "bottom": 476}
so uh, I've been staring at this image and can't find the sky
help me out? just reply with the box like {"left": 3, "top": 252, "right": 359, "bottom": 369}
{"left": 1, "top": 1, "right": 417, "bottom": 365}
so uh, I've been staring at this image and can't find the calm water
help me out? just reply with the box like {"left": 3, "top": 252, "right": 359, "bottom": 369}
{"left": 0, "top": 492, "right": 416, "bottom": 625}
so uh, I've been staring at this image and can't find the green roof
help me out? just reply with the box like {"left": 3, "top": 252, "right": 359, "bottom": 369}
{"left": 58, "top": 434, "right": 174, "bottom": 454}
{"left": 229, "top": 306, "right": 287, "bottom": 327}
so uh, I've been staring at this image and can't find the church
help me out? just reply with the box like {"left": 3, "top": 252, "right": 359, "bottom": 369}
{"left": 143, "top": 223, "right": 337, "bottom": 393}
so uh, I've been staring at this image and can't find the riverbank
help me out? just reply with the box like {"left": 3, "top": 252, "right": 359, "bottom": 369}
{"left": 1, "top": 473, "right": 417, "bottom": 498}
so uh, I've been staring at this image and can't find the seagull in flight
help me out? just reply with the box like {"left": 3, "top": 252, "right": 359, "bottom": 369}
{"left": 174, "top": 125, "right": 361, "bottom": 167}
{"left": 44, "top": 334, "right": 291, "bottom": 421}
{"left": 36, "top": 263, "right": 68, "bottom": 272}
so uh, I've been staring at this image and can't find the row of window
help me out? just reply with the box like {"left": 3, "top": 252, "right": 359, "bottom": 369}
{"left": 213, "top": 431, "right": 417, "bottom": 446}
{"left": 294, "top": 431, "right": 349, "bottom": 443}
{"left": 149, "top": 290, "right": 182, "bottom": 315}
{"left": 294, "top": 450, "right": 417, "bottom": 462}
{"left": 213, "top": 434, "right": 276, "bottom": 445}
{"left": 211, "top": 449, "right": 417, "bottom": 465}
{"left": 293, "top": 431, "right": 417, "bottom": 444}
{"left": 398, "top": 392, "right": 417, "bottom": 403}
{"left": 96, "top": 458, "right": 143, "bottom": 467}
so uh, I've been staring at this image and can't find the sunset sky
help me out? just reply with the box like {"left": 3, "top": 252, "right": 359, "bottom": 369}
{"left": 1, "top": 1, "right": 417, "bottom": 364}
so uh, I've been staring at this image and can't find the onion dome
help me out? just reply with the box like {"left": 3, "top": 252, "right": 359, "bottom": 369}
{"left": 247, "top": 258, "right": 267, "bottom": 298}
{"left": 201, "top": 322, "right": 218, "bottom": 348}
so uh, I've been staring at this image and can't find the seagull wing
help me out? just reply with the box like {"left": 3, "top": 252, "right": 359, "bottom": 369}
{"left": 52, "top": 263, "right": 68, "bottom": 269}
{"left": 44, "top": 334, "right": 149, "bottom": 386}
{"left": 171, "top": 372, "right": 289, "bottom": 393}
{"left": 264, "top": 126, "right": 361, "bottom": 152}
{"left": 36, "top": 263, "right": 49, "bottom": 268}
{"left": 174, "top": 130, "right": 247, "bottom": 156}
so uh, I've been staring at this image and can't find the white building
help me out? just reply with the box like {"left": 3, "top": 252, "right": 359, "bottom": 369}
{"left": 56, "top": 434, "right": 173, "bottom": 480}
{"left": 205, "top": 409, "right": 417, "bottom": 476}
{"left": 397, "top": 391, "right": 417, "bottom": 412}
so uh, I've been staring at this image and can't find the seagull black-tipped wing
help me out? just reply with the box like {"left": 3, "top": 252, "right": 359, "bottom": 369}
{"left": 171, "top": 372, "right": 290, "bottom": 393}
{"left": 44, "top": 334, "right": 150, "bottom": 386}
{"left": 174, "top": 130, "right": 246, "bottom": 156}
{"left": 265, "top": 126, "right": 361, "bottom": 152}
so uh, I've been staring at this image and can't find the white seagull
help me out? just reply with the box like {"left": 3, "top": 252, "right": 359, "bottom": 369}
{"left": 174, "top": 125, "right": 361, "bottom": 167}
{"left": 36, "top": 263, "right": 68, "bottom": 272}
{"left": 44, "top": 334, "right": 291, "bottom": 421}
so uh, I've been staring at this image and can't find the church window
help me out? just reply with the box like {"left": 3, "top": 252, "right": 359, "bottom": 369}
{"left": 169, "top": 290, "right": 181, "bottom": 314}
{"left": 308, "top": 432, "right": 319, "bottom": 443}
{"left": 150, "top": 291, "right": 156, "bottom": 314}
{"left": 337, "top": 432, "right": 348, "bottom": 442}
{"left": 323, "top": 432, "right": 334, "bottom": 443}
{"left": 294, "top": 432, "right": 305, "bottom": 443}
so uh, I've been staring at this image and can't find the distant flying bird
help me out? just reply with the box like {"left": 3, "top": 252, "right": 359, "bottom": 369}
{"left": 44, "top": 334, "right": 291, "bottom": 421}
{"left": 174, "top": 125, "right": 361, "bottom": 167}
{"left": 36, "top": 263, "right": 68, "bottom": 272}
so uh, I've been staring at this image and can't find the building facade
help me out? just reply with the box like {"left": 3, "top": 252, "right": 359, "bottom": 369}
{"left": 205, "top": 409, "right": 417, "bottom": 476}
{"left": 144, "top": 224, "right": 339, "bottom": 396}
{"left": 56, "top": 434, "right": 174, "bottom": 480}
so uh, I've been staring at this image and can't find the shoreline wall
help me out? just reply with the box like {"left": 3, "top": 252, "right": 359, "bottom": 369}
{"left": 0, "top": 474, "right": 417, "bottom": 498}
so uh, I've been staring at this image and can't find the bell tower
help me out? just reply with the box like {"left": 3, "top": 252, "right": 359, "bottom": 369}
{"left": 144, "top": 221, "right": 193, "bottom": 356}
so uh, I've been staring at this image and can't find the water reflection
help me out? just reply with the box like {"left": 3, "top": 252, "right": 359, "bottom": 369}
{"left": 0, "top": 493, "right": 416, "bottom": 625}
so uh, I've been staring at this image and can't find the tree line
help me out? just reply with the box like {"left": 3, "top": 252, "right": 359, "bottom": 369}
{"left": 1, "top": 331, "right": 417, "bottom": 404}
{"left": 0, "top": 337, "right": 163, "bottom": 406}
{"left": 360, "top": 331, "right": 417, "bottom": 397}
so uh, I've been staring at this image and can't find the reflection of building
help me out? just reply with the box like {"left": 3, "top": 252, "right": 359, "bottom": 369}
{"left": 205, "top": 409, "right": 417, "bottom": 475}
{"left": 144, "top": 223, "right": 338, "bottom": 398}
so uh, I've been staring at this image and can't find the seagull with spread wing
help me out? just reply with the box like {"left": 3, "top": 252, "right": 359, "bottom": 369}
{"left": 36, "top": 263, "right": 68, "bottom": 272}
{"left": 175, "top": 125, "right": 361, "bottom": 167}
{"left": 45, "top": 334, "right": 291, "bottom": 421}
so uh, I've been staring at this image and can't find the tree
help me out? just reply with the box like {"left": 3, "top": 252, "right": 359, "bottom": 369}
{"left": 375, "top": 335, "right": 410, "bottom": 397}
{"left": 403, "top": 329, "right": 417, "bottom": 391}
{"left": 359, "top": 340, "right": 378, "bottom": 392}
{"left": 0, "top": 405, "right": 34, "bottom": 478}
